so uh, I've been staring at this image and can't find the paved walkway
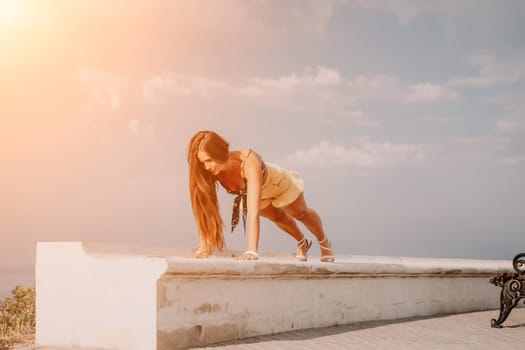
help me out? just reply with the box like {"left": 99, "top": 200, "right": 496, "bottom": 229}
{"left": 17, "top": 308, "right": 525, "bottom": 350}
{"left": 203, "top": 308, "right": 525, "bottom": 350}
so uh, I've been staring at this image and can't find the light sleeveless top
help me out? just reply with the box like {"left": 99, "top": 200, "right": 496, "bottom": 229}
{"left": 224, "top": 150, "right": 304, "bottom": 234}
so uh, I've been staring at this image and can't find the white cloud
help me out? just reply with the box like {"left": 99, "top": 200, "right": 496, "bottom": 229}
{"left": 253, "top": 66, "right": 342, "bottom": 90}
{"left": 142, "top": 73, "right": 250, "bottom": 103}
{"left": 347, "top": 75, "right": 458, "bottom": 104}
{"left": 347, "top": 74, "right": 401, "bottom": 101}
{"left": 242, "top": 0, "right": 338, "bottom": 39}
{"left": 446, "top": 112, "right": 525, "bottom": 167}
{"left": 141, "top": 66, "right": 346, "bottom": 118}
{"left": 501, "top": 154, "right": 525, "bottom": 166}
{"left": 488, "top": 91, "right": 525, "bottom": 114}
{"left": 450, "top": 52, "right": 525, "bottom": 87}
{"left": 142, "top": 75, "right": 174, "bottom": 104}
{"left": 496, "top": 119, "right": 525, "bottom": 133}
{"left": 421, "top": 115, "right": 462, "bottom": 124}
{"left": 77, "top": 67, "right": 126, "bottom": 111}
{"left": 301, "top": 0, "right": 336, "bottom": 37}
{"left": 479, "top": 89, "right": 525, "bottom": 165}
{"left": 353, "top": 0, "right": 463, "bottom": 24}
{"left": 488, "top": 90, "right": 525, "bottom": 164}
{"left": 449, "top": 76, "right": 496, "bottom": 88}
{"left": 286, "top": 140, "right": 424, "bottom": 169}
{"left": 405, "top": 84, "right": 458, "bottom": 103}
{"left": 141, "top": 67, "right": 457, "bottom": 137}
{"left": 127, "top": 120, "right": 157, "bottom": 144}
{"left": 345, "top": 110, "right": 381, "bottom": 127}
{"left": 143, "top": 68, "right": 458, "bottom": 116}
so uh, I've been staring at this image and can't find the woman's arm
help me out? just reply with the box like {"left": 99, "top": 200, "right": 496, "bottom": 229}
{"left": 237, "top": 149, "right": 263, "bottom": 260}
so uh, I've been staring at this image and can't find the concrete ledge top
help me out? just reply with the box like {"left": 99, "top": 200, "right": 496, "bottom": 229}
{"left": 37, "top": 241, "right": 513, "bottom": 278}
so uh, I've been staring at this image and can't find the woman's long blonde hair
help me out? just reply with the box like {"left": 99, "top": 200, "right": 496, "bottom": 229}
{"left": 187, "top": 131, "right": 229, "bottom": 254}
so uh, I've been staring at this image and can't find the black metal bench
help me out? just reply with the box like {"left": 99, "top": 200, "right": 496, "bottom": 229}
{"left": 489, "top": 253, "right": 525, "bottom": 328}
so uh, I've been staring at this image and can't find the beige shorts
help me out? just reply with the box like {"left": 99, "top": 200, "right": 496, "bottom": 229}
{"left": 260, "top": 163, "right": 304, "bottom": 209}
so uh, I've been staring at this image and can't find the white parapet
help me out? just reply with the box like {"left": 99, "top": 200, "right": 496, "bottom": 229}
{"left": 35, "top": 242, "right": 512, "bottom": 350}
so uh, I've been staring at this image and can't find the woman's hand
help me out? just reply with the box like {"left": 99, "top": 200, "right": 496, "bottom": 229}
{"left": 193, "top": 249, "right": 209, "bottom": 259}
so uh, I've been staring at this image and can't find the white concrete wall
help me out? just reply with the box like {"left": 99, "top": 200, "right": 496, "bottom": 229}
{"left": 36, "top": 242, "right": 169, "bottom": 350}
{"left": 35, "top": 242, "right": 513, "bottom": 350}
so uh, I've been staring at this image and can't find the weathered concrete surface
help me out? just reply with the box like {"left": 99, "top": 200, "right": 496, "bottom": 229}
{"left": 36, "top": 242, "right": 169, "bottom": 350}
{"left": 18, "top": 308, "right": 525, "bottom": 350}
{"left": 35, "top": 242, "right": 514, "bottom": 350}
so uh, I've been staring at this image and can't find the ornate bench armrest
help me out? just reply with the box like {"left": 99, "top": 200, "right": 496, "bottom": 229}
{"left": 513, "top": 253, "right": 525, "bottom": 275}
{"left": 490, "top": 253, "right": 525, "bottom": 328}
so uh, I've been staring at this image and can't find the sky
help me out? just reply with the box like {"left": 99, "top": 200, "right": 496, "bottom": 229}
{"left": 1, "top": 0, "right": 524, "bottom": 297}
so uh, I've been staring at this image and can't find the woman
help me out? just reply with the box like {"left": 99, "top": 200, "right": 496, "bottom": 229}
{"left": 187, "top": 130, "right": 335, "bottom": 262}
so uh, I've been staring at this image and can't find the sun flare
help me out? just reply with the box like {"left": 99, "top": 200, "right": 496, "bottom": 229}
{"left": 0, "top": 0, "right": 25, "bottom": 26}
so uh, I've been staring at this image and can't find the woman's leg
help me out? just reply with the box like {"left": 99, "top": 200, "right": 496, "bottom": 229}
{"left": 260, "top": 205, "right": 311, "bottom": 259}
{"left": 260, "top": 204, "right": 304, "bottom": 241}
{"left": 283, "top": 193, "right": 335, "bottom": 262}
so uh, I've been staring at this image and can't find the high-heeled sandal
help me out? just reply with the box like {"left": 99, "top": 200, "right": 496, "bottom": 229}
{"left": 296, "top": 238, "right": 312, "bottom": 262}
{"left": 319, "top": 238, "right": 335, "bottom": 263}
